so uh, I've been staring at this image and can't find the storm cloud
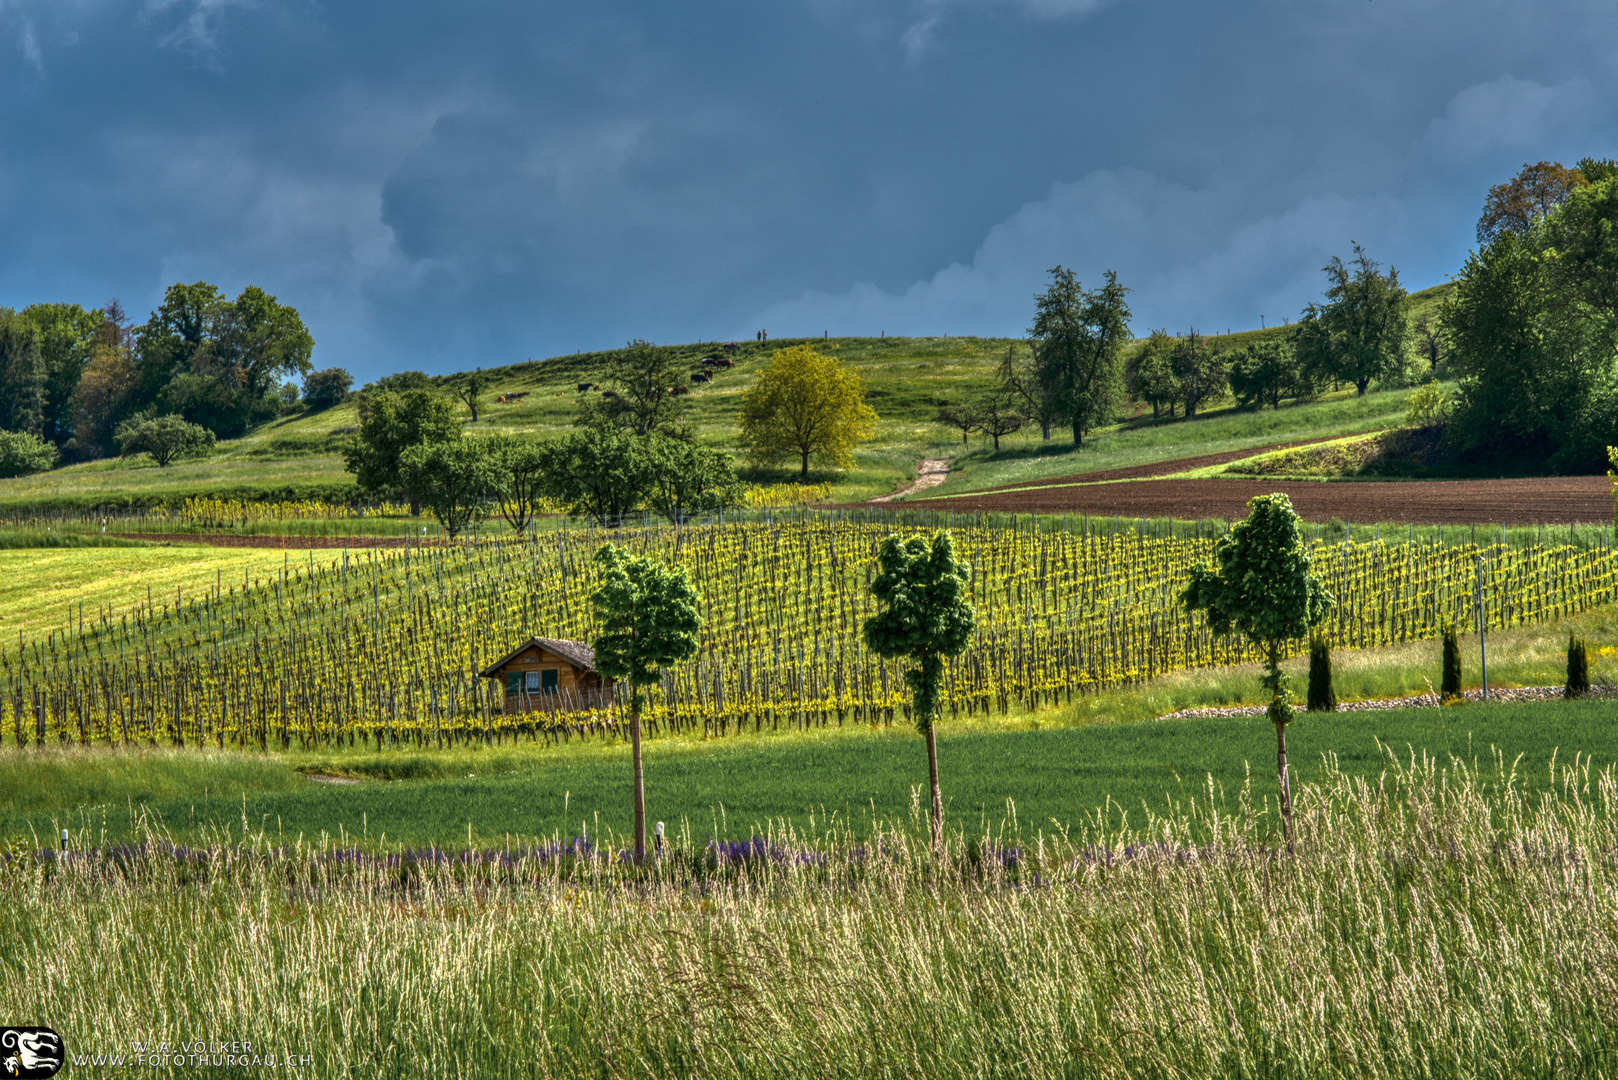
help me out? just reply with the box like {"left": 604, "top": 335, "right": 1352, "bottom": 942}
{"left": 1, "top": 0, "right": 1614, "bottom": 377}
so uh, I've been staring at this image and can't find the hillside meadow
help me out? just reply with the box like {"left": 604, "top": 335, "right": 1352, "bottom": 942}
{"left": 0, "top": 281, "right": 1458, "bottom": 513}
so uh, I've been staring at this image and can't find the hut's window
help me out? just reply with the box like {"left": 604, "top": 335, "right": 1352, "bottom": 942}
{"left": 525, "top": 671, "right": 541, "bottom": 692}
{"left": 505, "top": 672, "right": 521, "bottom": 696}
{"left": 542, "top": 669, "right": 559, "bottom": 693}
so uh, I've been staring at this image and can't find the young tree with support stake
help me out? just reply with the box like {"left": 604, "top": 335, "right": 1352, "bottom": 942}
{"left": 862, "top": 530, "right": 976, "bottom": 850}
{"left": 1182, "top": 494, "right": 1333, "bottom": 852}
{"left": 590, "top": 543, "right": 703, "bottom": 862}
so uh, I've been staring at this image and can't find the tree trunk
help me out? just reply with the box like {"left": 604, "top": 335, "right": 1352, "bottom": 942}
{"left": 630, "top": 690, "right": 646, "bottom": 862}
{"left": 409, "top": 496, "right": 421, "bottom": 516}
{"left": 1071, "top": 421, "right": 1083, "bottom": 447}
{"left": 926, "top": 721, "right": 942, "bottom": 851}
{"left": 1356, "top": 378, "right": 1371, "bottom": 396}
{"left": 1273, "top": 716, "right": 1294, "bottom": 854}
{"left": 800, "top": 450, "right": 809, "bottom": 480}
{"left": 991, "top": 432, "right": 1000, "bottom": 451}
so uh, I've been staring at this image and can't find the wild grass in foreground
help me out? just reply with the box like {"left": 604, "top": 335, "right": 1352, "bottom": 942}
{"left": 3, "top": 748, "right": 1614, "bottom": 1079}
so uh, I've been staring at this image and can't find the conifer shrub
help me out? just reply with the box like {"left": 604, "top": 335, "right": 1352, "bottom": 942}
{"left": 1441, "top": 624, "right": 1462, "bottom": 701}
{"left": 1307, "top": 635, "right": 1336, "bottom": 712}
{"left": 1566, "top": 633, "right": 1590, "bottom": 699}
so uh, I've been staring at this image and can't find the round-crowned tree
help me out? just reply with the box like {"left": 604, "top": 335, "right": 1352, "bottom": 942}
{"left": 862, "top": 530, "right": 976, "bottom": 850}
{"left": 1182, "top": 494, "right": 1333, "bottom": 851}
{"left": 590, "top": 543, "right": 703, "bottom": 862}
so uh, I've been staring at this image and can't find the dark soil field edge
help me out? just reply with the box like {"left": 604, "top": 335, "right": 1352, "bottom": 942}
{"left": 901, "top": 475, "right": 1614, "bottom": 526}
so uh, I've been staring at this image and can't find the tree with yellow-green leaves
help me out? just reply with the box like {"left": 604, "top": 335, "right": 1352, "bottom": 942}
{"left": 739, "top": 345, "right": 876, "bottom": 481}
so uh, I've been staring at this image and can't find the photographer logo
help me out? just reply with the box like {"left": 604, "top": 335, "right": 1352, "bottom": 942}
{"left": 1, "top": 1027, "right": 63, "bottom": 1078}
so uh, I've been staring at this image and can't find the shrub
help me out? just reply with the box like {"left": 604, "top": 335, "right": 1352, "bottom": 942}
{"left": 0, "top": 430, "right": 58, "bottom": 478}
{"left": 303, "top": 368, "right": 354, "bottom": 410}
{"left": 1307, "top": 636, "right": 1336, "bottom": 712}
{"left": 1566, "top": 633, "right": 1590, "bottom": 699}
{"left": 115, "top": 414, "right": 216, "bottom": 467}
{"left": 1441, "top": 624, "right": 1462, "bottom": 700}
{"left": 1404, "top": 379, "right": 1450, "bottom": 426}
{"left": 365, "top": 370, "right": 433, "bottom": 394}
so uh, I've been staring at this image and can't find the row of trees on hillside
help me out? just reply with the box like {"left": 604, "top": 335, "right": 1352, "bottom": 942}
{"left": 946, "top": 155, "right": 1618, "bottom": 475}
{"left": 940, "top": 248, "right": 1415, "bottom": 449}
{"left": 342, "top": 341, "right": 878, "bottom": 533}
{"left": 0, "top": 283, "right": 353, "bottom": 475}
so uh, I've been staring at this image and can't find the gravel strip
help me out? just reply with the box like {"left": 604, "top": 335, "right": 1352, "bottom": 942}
{"left": 1158, "top": 684, "right": 1618, "bottom": 721}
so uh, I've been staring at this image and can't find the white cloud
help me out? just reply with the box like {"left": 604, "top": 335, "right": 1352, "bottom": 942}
{"left": 142, "top": 0, "right": 258, "bottom": 67}
{"left": 901, "top": 0, "right": 1119, "bottom": 61}
{"left": 1423, "top": 75, "right": 1600, "bottom": 161}
{"left": 745, "top": 169, "right": 1409, "bottom": 339}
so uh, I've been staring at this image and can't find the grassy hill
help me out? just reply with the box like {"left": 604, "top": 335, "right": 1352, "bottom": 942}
{"left": 0, "top": 282, "right": 1456, "bottom": 513}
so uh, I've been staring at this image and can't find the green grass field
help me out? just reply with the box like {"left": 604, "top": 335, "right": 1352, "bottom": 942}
{"left": 0, "top": 545, "right": 306, "bottom": 641}
{"left": 11, "top": 697, "right": 1614, "bottom": 849}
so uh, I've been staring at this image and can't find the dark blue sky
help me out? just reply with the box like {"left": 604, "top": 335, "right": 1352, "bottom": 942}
{"left": 2, "top": 0, "right": 1613, "bottom": 379}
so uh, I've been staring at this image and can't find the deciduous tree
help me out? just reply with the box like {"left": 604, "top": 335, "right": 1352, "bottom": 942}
{"left": 862, "top": 530, "right": 976, "bottom": 850}
{"left": 584, "top": 340, "right": 689, "bottom": 436}
{"left": 453, "top": 368, "right": 491, "bottom": 422}
{"left": 972, "top": 390, "right": 1025, "bottom": 452}
{"left": 1169, "top": 330, "right": 1229, "bottom": 418}
{"left": 0, "top": 311, "right": 44, "bottom": 436}
{"left": 0, "top": 430, "right": 58, "bottom": 478}
{"left": 642, "top": 436, "right": 741, "bottom": 524}
{"left": 1029, "top": 267, "right": 1131, "bottom": 447}
{"left": 19, "top": 303, "right": 99, "bottom": 446}
{"left": 1477, "top": 161, "right": 1588, "bottom": 244}
{"left": 399, "top": 437, "right": 502, "bottom": 538}
{"left": 535, "top": 428, "right": 651, "bottom": 526}
{"left": 935, "top": 400, "right": 980, "bottom": 446}
{"left": 1182, "top": 494, "right": 1333, "bottom": 852}
{"left": 1294, "top": 245, "right": 1411, "bottom": 397}
{"left": 1228, "top": 339, "right": 1306, "bottom": 411}
{"left": 739, "top": 345, "right": 876, "bottom": 480}
{"left": 591, "top": 543, "right": 703, "bottom": 862}
{"left": 342, "top": 389, "right": 460, "bottom": 513}
{"left": 487, "top": 435, "right": 551, "bottom": 533}
{"left": 303, "top": 368, "right": 353, "bottom": 410}
{"left": 115, "top": 413, "right": 216, "bottom": 467}
{"left": 1124, "top": 329, "right": 1180, "bottom": 419}
{"left": 997, "top": 342, "right": 1062, "bottom": 439}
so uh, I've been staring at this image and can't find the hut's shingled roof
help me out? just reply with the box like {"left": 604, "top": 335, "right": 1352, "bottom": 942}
{"left": 479, "top": 637, "right": 598, "bottom": 678}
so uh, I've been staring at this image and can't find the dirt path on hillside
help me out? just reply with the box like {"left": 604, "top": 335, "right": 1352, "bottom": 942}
{"left": 898, "top": 475, "right": 1613, "bottom": 525}
{"left": 870, "top": 458, "right": 953, "bottom": 502}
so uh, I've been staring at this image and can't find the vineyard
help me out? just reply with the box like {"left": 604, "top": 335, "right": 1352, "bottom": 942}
{"left": 4, "top": 515, "right": 1615, "bottom": 750}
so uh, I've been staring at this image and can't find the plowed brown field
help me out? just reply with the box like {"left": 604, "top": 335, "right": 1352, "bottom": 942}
{"left": 904, "top": 476, "right": 1613, "bottom": 525}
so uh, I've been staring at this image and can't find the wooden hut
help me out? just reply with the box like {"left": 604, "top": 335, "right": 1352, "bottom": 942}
{"left": 479, "top": 637, "right": 614, "bottom": 715}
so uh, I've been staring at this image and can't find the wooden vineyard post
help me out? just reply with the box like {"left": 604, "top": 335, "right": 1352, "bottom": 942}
{"left": 1477, "top": 554, "right": 1489, "bottom": 701}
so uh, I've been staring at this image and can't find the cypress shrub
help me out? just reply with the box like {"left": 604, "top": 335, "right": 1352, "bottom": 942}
{"left": 1441, "top": 624, "right": 1462, "bottom": 701}
{"left": 1566, "top": 633, "right": 1590, "bottom": 699}
{"left": 1307, "top": 635, "right": 1336, "bottom": 712}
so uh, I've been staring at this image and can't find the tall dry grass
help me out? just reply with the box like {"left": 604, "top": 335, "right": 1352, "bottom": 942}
{"left": 3, "top": 746, "right": 1615, "bottom": 1078}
